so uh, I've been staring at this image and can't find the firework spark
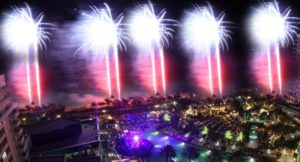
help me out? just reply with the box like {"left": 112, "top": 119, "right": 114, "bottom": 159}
{"left": 181, "top": 4, "right": 231, "bottom": 96}
{"left": 128, "top": 2, "right": 175, "bottom": 95}
{"left": 74, "top": 4, "right": 126, "bottom": 99}
{"left": 249, "top": 1, "right": 299, "bottom": 93}
{"left": 1, "top": 4, "right": 51, "bottom": 105}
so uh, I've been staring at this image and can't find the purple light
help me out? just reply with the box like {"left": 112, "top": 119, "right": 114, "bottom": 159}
{"left": 133, "top": 135, "right": 139, "bottom": 142}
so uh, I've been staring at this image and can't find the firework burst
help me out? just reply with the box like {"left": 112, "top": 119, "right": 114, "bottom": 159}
{"left": 1, "top": 4, "right": 52, "bottom": 105}
{"left": 74, "top": 4, "right": 127, "bottom": 99}
{"left": 129, "top": 2, "right": 176, "bottom": 94}
{"left": 249, "top": 1, "right": 299, "bottom": 93}
{"left": 181, "top": 3, "right": 231, "bottom": 96}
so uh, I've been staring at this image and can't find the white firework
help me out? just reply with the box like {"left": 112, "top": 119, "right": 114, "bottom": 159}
{"left": 248, "top": 1, "right": 299, "bottom": 47}
{"left": 181, "top": 4, "right": 231, "bottom": 52}
{"left": 74, "top": 4, "right": 127, "bottom": 54}
{"left": 1, "top": 4, "right": 52, "bottom": 53}
{"left": 128, "top": 2, "right": 176, "bottom": 49}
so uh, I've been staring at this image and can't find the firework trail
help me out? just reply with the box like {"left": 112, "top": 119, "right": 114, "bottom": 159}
{"left": 1, "top": 4, "right": 51, "bottom": 105}
{"left": 128, "top": 2, "right": 175, "bottom": 95}
{"left": 181, "top": 4, "right": 231, "bottom": 96}
{"left": 215, "top": 42, "right": 223, "bottom": 96}
{"left": 25, "top": 50, "right": 32, "bottom": 103}
{"left": 74, "top": 4, "right": 126, "bottom": 99}
{"left": 159, "top": 47, "right": 167, "bottom": 95}
{"left": 113, "top": 44, "right": 121, "bottom": 100}
{"left": 104, "top": 49, "right": 112, "bottom": 97}
{"left": 249, "top": 1, "right": 299, "bottom": 94}
{"left": 266, "top": 48, "right": 273, "bottom": 92}
{"left": 150, "top": 49, "right": 157, "bottom": 94}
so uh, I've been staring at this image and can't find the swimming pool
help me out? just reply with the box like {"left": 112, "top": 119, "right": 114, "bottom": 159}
{"left": 141, "top": 131, "right": 256, "bottom": 162}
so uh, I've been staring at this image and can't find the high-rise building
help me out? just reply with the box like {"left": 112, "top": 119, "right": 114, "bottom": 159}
{"left": 0, "top": 74, "right": 30, "bottom": 162}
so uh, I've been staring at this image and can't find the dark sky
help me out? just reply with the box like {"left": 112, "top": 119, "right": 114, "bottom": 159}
{"left": 0, "top": 0, "right": 300, "bottom": 102}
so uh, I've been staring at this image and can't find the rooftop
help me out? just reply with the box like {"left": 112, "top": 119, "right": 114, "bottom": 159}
{"left": 23, "top": 119, "right": 80, "bottom": 135}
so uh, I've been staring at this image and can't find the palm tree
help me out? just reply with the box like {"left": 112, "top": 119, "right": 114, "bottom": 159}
{"left": 236, "top": 131, "right": 244, "bottom": 143}
{"left": 182, "top": 147, "right": 199, "bottom": 162}
{"left": 91, "top": 102, "right": 97, "bottom": 107}
{"left": 160, "top": 145, "right": 176, "bottom": 162}
{"left": 224, "top": 130, "right": 233, "bottom": 147}
{"left": 201, "top": 126, "right": 209, "bottom": 137}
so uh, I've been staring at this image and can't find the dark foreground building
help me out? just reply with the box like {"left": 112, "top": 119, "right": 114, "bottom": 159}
{"left": 0, "top": 74, "right": 30, "bottom": 162}
{"left": 23, "top": 119, "right": 101, "bottom": 161}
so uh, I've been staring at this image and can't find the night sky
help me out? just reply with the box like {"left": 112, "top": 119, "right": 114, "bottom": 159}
{"left": 0, "top": 0, "right": 300, "bottom": 104}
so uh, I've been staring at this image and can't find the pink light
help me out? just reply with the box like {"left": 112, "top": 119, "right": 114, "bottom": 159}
{"left": 251, "top": 50, "right": 272, "bottom": 92}
{"left": 266, "top": 48, "right": 273, "bottom": 92}
{"left": 191, "top": 54, "right": 212, "bottom": 95}
{"left": 105, "top": 52, "right": 112, "bottom": 97}
{"left": 215, "top": 43, "right": 223, "bottom": 96}
{"left": 275, "top": 45, "right": 282, "bottom": 94}
{"left": 207, "top": 49, "right": 213, "bottom": 95}
{"left": 159, "top": 47, "right": 166, "bottom": 95}
{"left": 34, "top": 45, "right": 42, "bottom": 106}
{"left": 88, "top": 58, "right": 109, "bottom": 97}
{"left": 114, "top": 45, "right": 121, "bottom": 99}
{"left": 35, "top": 61, "right": 41, "bottom": 106}
{"left": 25, "top": 52, "right": 32, "bottom": 104}
{"left": 150, "top": 49, "right": 157, "bottom": 94}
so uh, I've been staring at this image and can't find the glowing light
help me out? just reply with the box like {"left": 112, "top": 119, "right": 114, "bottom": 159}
{"left": 236, "top": 131, "right": 244, "bottom": 142}
{"left": 225, "top": 130, "right": 233, "bottom": 140}
{"left": 133, "top": 135, "right": 139, "bottom": 142}
{"left": 129, "top": 2, "right": 175, "bottom": 94}
{"left": 248, "top": 1, "right": 299, "bottom": 93}
{"left": 179, "top": 142, "right": 185, "bottom": 146}
{"left": 163, "top": 113, "right": 171, "bottom": 121}
{"left": 73, "top": 4, "right": 126, "bottom": 99}
{"left": 181, "top": 4, "right": 231, "bottom": 96}
{"left": 201, "top": 126, "right": 209, "bottom": 135}
{"left": 1, "top": 4, "right": 51, "bottom": 106}
{"left": 206, "top": 150, "right": 211, "bottom": 156}
{"left": 173, "top": 101, "right": 177, "bottom": 105}
{"left": 249, "top": 157, "right": 255, "bottom": 162}
{"left": 249, "top": 130, "right": 258, "bottom": 140}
